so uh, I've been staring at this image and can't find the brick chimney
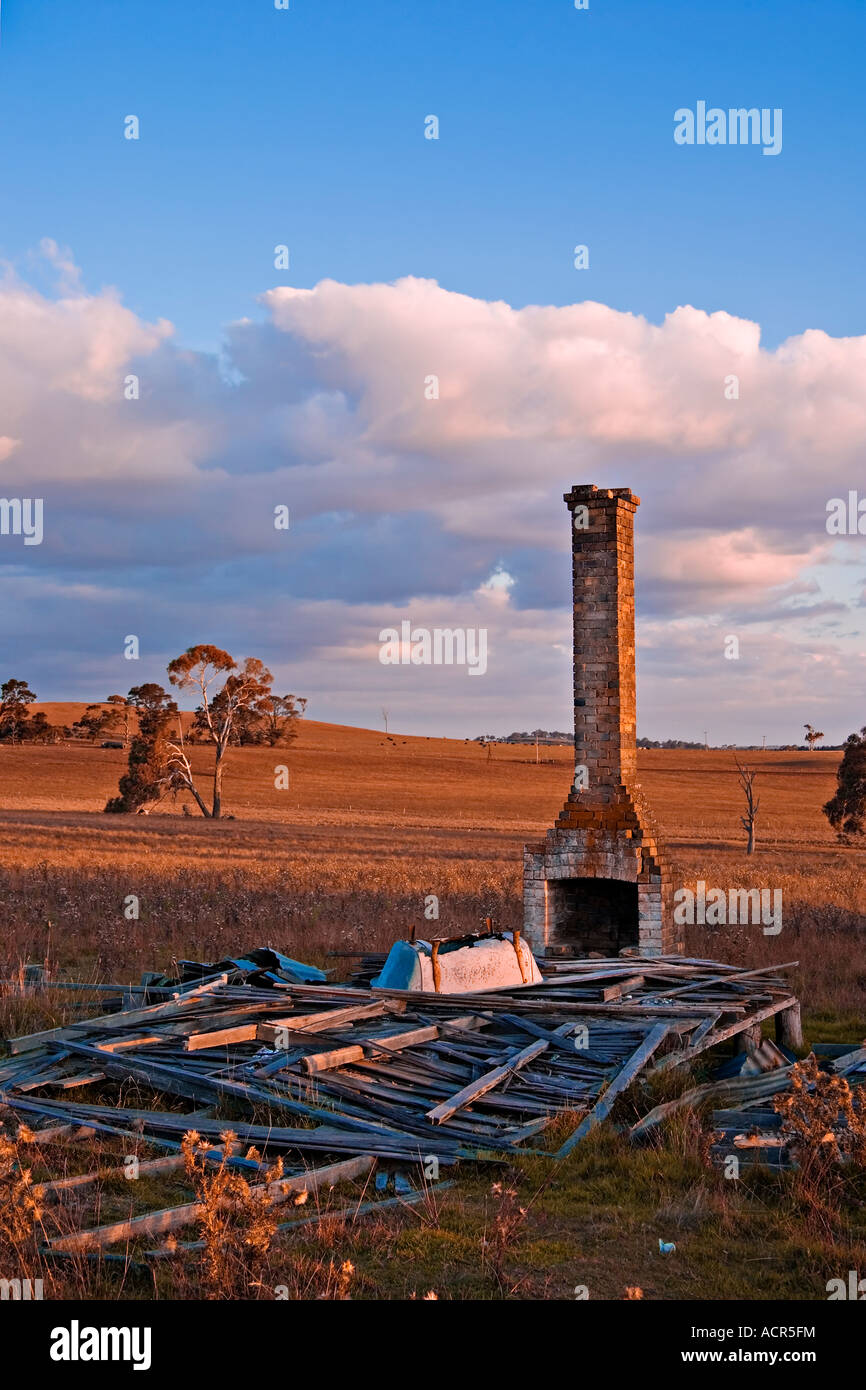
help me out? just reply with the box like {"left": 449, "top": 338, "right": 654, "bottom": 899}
{"left": 523, "top": 485, "right": 681, "bottom": 958}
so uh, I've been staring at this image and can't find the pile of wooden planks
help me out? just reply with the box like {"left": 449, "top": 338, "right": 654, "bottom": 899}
{"left": 0, "top": 954, "right": 801, "bottom": 1161}
{"left": 0, "top": 952, "right": 809, "bottom": 1255}
{"left": 630, "top": 1038, "right": 866, "bottom": 1170}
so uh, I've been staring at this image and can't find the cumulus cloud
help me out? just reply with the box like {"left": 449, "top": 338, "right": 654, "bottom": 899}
{"left": 1, "top": 255, "right": 864, "bottom": 740}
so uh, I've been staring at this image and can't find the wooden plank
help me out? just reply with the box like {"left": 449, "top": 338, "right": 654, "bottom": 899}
{"left": 8, "top": 1092, "right": 466, "bottom": 1160}
{"left": 99, "top": 1035, "right": 168, "bottom": 1053}
{"left": 651, "top": 996, "right": 797, "bottom": 1074}
{"left": 426, "top": 1040, "right": 548, "bottom": 1125}
{"left": 36, "top": 1154, "right": 186, "bottom": 1197}
{"left": 633, "top": 1011, "right": 721, "bottom": 1079}
{"left": 303, "top": 1045, "right": 366, "bottom": 1074}
{"left": 7, "top": 985, "right": 228, "bottom": 1054}
{"left": 735, "top": 1133, "right": 786, "bottom": 1149}
{"left": 145, "top": 1181, "right": 457, "bottom": 1258}
{"left": 630, "top": 1067, "right": 796, "bottom": 1141}
{"left": 653, "top": 963, "right": 798, "bottom": 1000}
{"left": 35, "top": 1143, "right": 265, "bottom": 1199}
{"left": 256, "top": 1000, "right": 399, "bottom": 1045}
{"left": 555, "top": 1023, "right": 670, "bottom": 1158}
{"left": 185, "top": 1023, "right": 260, "bottom": 1052}
{"left": 4, "top": 1095, "right": 266, "bottom": 1171}
{"left": 53, "top": 1039, "right": 393, "bottom": 1135}
{"left": 369, "top": 984, "right": 728, "bottom": 1019}
{"left": 684, "top": 1013, "right": 723, "bottom": 1049}
{"left": 369, "top": 1025, "right": 439, "bottom": 1054}
{"left": 303, "top": 1025, "right": 440, "bottom": 1073}
{"left": 47, "top": 1154, "right": 376, "bottom": 1253}
{"left": 539, "top": 968, "right": 655, "bottom": 988}
{"left": 494, "top": 1013, "right": 600, "bottom": 1057}
{"left": 16, "top": 1122, "right": 96, "bottom": 1144}
{"left": 157, "top": 1000, "right": 301, "bottom": 1037}
{"left": 713, "top": 1108, "right": 782, "bottom": 1130}
{"left": 601, "top": 975, "right": 646, "bottom": 1002}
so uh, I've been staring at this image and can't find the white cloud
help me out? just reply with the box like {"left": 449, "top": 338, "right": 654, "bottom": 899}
{"left": 1, "top": 258, "right": 865, "bottom": 739}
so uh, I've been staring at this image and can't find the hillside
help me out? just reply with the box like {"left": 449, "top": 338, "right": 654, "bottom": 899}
{"left": 4, "top": 706, "right": 850, "bottom": 841}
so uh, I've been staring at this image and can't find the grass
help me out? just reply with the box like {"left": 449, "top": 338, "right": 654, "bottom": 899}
{"left": 1, "top": 715, "right": 864, "bottom": 1299}
{"left": 8, "top": 1121, "right": 864, "bottom": 1302}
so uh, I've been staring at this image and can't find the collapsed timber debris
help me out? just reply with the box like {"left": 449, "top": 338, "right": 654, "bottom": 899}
{"left": 0, "top": 947, "right": 821, "bottom": 1257}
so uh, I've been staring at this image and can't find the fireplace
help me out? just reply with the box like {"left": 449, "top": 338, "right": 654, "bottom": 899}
{"left": 544, "top": 878, "right": 639, "bottom": 955}
{"left": 523, "top": 485, "right": 681, "bottom": 958}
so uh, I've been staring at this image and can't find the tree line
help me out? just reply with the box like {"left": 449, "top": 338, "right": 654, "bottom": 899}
{"left": 1, "top": 645, "right": 306, "bottom": 820}
{"left": 0, "top": 679, "right": 57, "bottom": 743}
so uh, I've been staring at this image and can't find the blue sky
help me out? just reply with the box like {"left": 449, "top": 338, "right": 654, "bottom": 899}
{"left": 3, "top": 0, "right": 863, "bottom": 350}
{"left": 1, "top": 0, "right": 864, "bottom": 743}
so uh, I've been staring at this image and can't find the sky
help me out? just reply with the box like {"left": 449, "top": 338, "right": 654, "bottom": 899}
{"left": 0, "top": 0, "right": 864, "bottom": 743}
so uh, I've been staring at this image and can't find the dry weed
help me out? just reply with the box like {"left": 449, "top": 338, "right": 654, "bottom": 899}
{"left": 774, "top": 1056, "right": 866, "bottom": 1178}
{"left": 181, "top": 1130, "right": 282, "bottom": 1298}
{"left": 0, "top": 1131, "right": 43, "bottom": 1255}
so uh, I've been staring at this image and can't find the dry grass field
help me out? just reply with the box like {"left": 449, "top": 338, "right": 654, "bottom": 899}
{"left": 1, "top": 709, "right": 863, "bottom": 1029}
{"left": 2, "top": 710, "right": 865, "bottom": 1304}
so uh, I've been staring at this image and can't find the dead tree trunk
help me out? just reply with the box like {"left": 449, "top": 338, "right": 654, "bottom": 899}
{"left": 212, "top": 744, "right": 224, "bottom": 819}
{"left": 734, "top": 755, "right": 760, "bottom": 855}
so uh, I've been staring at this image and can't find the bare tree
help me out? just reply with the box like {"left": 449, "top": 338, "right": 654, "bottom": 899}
{"left": 734, "top": 754, "right": 760, "bottom": 855}
{"left": 106, "top": 694, "right": 134, "bottom": 747}
{"left": 165, "top": 718, "right": 212, "bottom": 819}
{"left": 166, "top": 646, "right": 275, "bottom": 818}
{"left": 804, "top": 722, "right": 824, "bottom": 752}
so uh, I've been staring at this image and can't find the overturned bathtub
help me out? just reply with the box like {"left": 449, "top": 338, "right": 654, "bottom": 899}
{"left": 372, "top": 930, "right": 543, "bottom": 994}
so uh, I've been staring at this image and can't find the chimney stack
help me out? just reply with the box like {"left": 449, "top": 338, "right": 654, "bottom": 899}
{"left": 567, "top": 485, "right": 639, "bottom": 798}
{"left": 523, "top": 486, "right": 681, "bottom": 958}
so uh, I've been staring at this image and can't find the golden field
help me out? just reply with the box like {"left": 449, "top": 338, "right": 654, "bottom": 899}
{"left": 2, "top": 710, "right": 866, "bottom": 1304}
{"left": 0, "top": 709, "right": 863, "bottom": 1026}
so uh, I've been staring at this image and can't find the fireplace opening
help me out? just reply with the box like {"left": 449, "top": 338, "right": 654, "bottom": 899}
{"left": 548, "top": 878, "right": 639, "bottom": 955}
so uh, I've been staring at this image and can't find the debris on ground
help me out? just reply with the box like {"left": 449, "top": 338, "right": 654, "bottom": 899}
{"left": 0, "top": 952, "right": 810, "bottom": 1255}
{"left": 630, "top": 1038, "right": 866, "bottom": 1170}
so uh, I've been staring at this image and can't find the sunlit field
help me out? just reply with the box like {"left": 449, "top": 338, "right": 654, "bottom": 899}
{"left": 0, "top": 711, "right": 862, "bottom": 1026}
{"left": 2, "top": 711, "right": 865, "bottom": 1304}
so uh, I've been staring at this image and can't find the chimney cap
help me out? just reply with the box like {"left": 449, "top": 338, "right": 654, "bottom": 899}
{"left": 564, "top": 484, "right": 640, "bottom": 508}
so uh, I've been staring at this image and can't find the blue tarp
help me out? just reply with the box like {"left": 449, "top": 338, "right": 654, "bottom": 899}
{"left": 153, "top": 946, "right": 327, "bottom": 989}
